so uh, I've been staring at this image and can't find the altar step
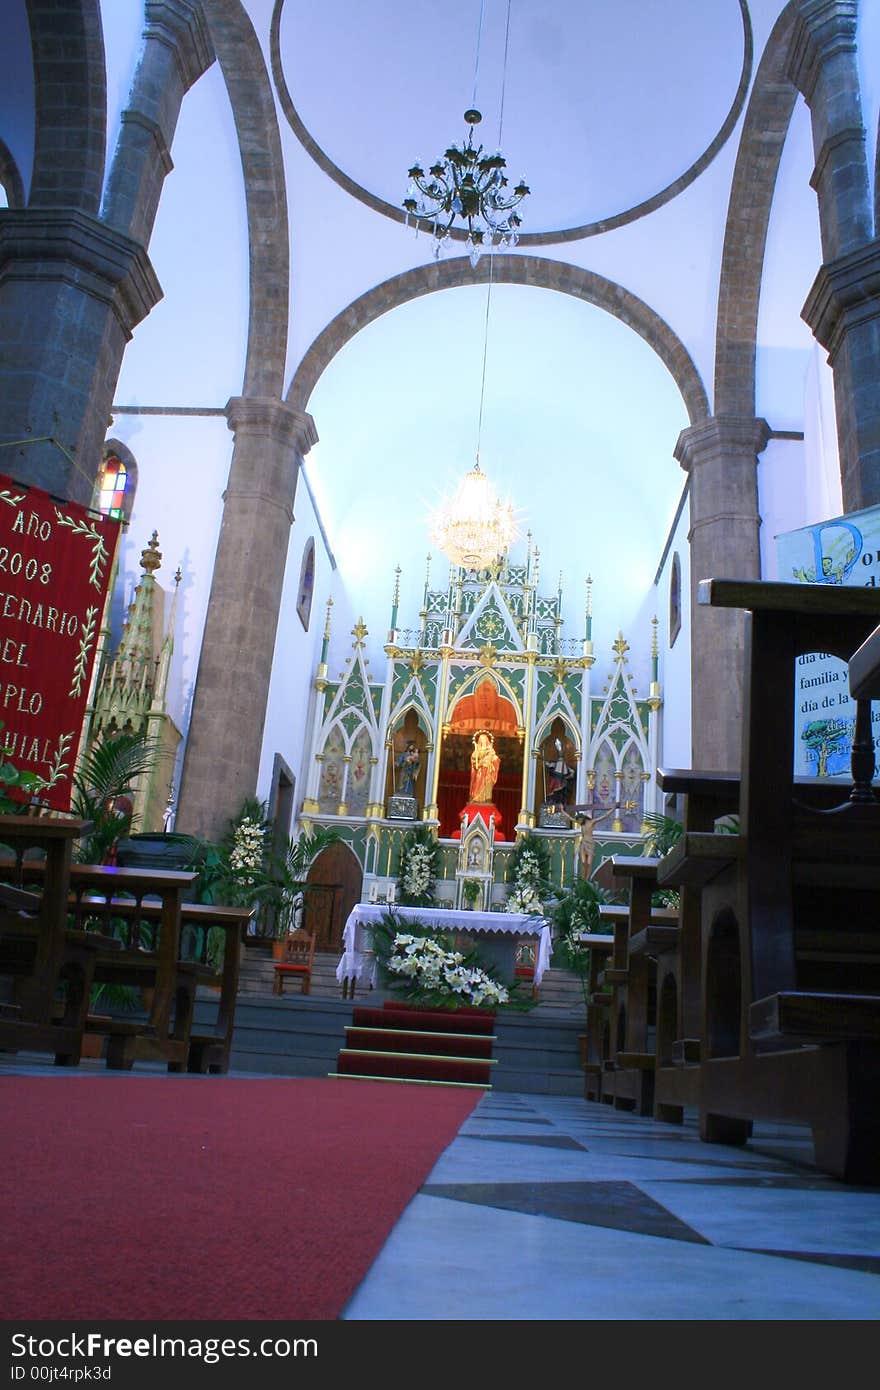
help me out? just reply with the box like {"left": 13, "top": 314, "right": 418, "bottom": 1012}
{"left": 237, "top": 948, "right": 586, "bottom": 1016}
{"left": 331, "top": 1002, "right": 496, "bottom": 1087}
{"left": 195, "top": 992, "right": 585, "bottom": 1093}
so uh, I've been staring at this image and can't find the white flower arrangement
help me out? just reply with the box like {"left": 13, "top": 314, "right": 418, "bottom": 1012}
{"left": 505, "top": 840, "right": 547, "bottom": 915}
{"left": 228, "top": 817, "right": 266, "bottom": 884}
{"left": 384, "top": 931, "right": 509, "bottom": 1007}
{"left": 402, "top": 842, "right": 433, "bottom": 898}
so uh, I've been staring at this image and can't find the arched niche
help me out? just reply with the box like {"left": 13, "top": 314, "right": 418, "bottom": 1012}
{"left": 533, "top": 714, "right": 578, "bottom": 821}
{"left": 384, "top": 707, "right": 428, "bottom": 814}
{"left": 439, "top": 676, "right": 521, "bottom": 841}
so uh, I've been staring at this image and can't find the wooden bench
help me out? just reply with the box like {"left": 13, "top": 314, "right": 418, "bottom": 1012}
{"left": 675, "top": 579, "right": 880, "bottom": 1178}
{"left": 591, "top": 859, "right": 680, "bottom": 1115}
{"left": 0, "top": 815, "right": 104, "bottom": 1066}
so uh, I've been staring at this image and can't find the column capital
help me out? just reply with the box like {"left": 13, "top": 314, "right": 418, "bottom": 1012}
{"left": 674, "top": 416, "right": 771, "bottom": 473}
{"left": 801, "top": 238, "right": 880, "bottom": 361}
{"left": 224, "top": 397, "right": 318, "bottom": 457}
{"left": 145, "top": 1, "right": 214, "bottom": 90}
{"left": 787, "top": 1, "right": 859, "bottom": 103}
{"left": 0, "top": 207, "right": 161, "bottom": 334}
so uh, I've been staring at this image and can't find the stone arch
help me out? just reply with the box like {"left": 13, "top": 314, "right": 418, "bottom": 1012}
{"left": 26, "top": 0, "right": 106, "bottom": 213}
{"left": 286, "top": 256, "right": 709, "bottom": 427}
{"left": 202, "top": 0, "right": 290, "bottom": 398}
{"left": 706, "top": 907, "right": 742, "bottom": 1059}
{"left": 0, "top": 137, "right": 25, "bottom": 210}
{"left": 714, "top": 2, "right": 800, "bottom": 415}
{"left": 657, "top": 972, "right": 678, "bottom": 1066}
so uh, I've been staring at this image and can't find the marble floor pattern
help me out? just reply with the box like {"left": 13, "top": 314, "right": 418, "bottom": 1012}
{"left": 3, "top": 1055, "right": 879, "bottom": 1320}
{"left": 342, "top": 1091, "right": 880, "bottom": 1321}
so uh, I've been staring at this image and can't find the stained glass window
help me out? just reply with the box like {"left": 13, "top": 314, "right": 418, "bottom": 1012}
{"left": 98, "top": 455, "right": 128, "bottom": 519}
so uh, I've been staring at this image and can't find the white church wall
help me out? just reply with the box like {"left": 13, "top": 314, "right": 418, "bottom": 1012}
{"left": 257, "top": 471, "right": 335, "bottom": 817}
{"left": 653, "top": 490, "right": 692, "bottom": 771}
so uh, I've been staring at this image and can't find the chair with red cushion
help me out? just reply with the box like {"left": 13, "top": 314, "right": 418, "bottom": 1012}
{"left": 272, "top": 929, "right": 316, "bottom": 996}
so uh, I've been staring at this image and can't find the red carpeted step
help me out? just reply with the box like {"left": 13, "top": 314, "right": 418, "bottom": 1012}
{"left": 337, "top": 1049, "right": 493, "bottom": 1085}
{"left": 345, "top": 1026, "right": 494, "bottom": 1059}
{"left": 352, "top": 1005, "right": 495, "bottom": 1036}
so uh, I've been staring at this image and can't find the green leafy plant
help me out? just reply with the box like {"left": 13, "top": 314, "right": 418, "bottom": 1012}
{"left": 504, "top": 831, "right": 553, "bottom": 915}
{"left": 642, "top": 811, "right": 684, "bottom": 858}
{"left": 71, "top": 729, "right": 159, "bottom": 864}
{"left": 550, "top": 878, "right": 611, "bottom": 1019}
{"left": 396, "top": 825, "right": 440, "bottom": 907}
{"left": 263, "top": 825, "right": 343, "bottom": 939}
{"left": 0, "top": 721, "right": 46, "bottom": 812}
{"left": 462, "top": 877, "right": 481, "bottom": 905}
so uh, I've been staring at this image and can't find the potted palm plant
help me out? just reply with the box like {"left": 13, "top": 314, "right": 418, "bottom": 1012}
{"left": 264, "top": 826, "right": 342, "bottom": 958}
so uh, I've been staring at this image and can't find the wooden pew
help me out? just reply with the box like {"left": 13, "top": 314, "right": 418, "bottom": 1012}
{"left": 575, "top": 932, "right": 614, "bottom": 1102}
{"left": 0, "top": 815, "right": 107, "bottom": 1066}
{"left": 671, "top": 579, "right": 880, "bottom": 1180}
{"left": 61, "top": 864, "right": 199, "bottom": 1071}
{"left": 591, "top": 856, "right": 680, "bottom": 1115}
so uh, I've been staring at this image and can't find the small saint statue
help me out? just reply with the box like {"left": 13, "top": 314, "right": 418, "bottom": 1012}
{"left": 395, "top": 740, "right": 421, "bottom": 797}
{"left": 469, "top": 730, "right": 500, "bottom": 804}
{"left": 544, "top": 738, "right": 574, "bottom": 806}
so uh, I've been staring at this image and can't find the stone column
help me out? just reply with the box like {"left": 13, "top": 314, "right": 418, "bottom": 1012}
{"left": 0, "top": 210, "right": 160, "bottom": 503}
{"left": 789, "top": 1, "right": 879, "bottom": 509}
{"left": 803, "top": 240, "right": 880, "bottom": 510}
{"left": 176, "top": 397, "right": 317, "bottom": 840}
{"left": 101, "top": 1, "right": 214, "bottom": 245}
{"left": 674, "top": 416, "right": 770, "bottom": 771}
{"left": 0, "top": 1, "right": 211, "bottom": 506}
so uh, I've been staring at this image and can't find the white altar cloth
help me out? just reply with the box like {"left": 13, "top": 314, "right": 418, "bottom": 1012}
{"left": 335, "top": 903, "right": 553, "bottom": 988}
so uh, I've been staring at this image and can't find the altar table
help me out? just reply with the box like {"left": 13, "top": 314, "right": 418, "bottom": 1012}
{"left": 335, "top": 903, "right": 553, "bottom": 990}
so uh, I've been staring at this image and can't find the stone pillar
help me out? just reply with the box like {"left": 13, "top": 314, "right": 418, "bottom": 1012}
{"left": 674, "top": 416, "right": 770, "bottom": 771}
{"left": 789, "top": 1, "right": 879, "bottom": 509}
{"left": 101, "top": 1, "right": 214, "bottom": 244}
{"left": 803, "top": 240, "right": 880, "bottom": 510}
{"left": 0, "top": 210, "right": 161, "bottom": 503}
{"left": 176, "top": 397, "right": 317, "bottom": 840}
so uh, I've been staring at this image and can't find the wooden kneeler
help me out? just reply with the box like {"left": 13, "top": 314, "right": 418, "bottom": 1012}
{"left": 273, "top": 929, "right": 316, "bottom": 996}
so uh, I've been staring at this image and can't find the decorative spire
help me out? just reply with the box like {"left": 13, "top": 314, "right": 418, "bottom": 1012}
{"left": 319, "top": 595, "right": 333, "bottom": 666}
{"left": 650, "top": 615, "right": 661, "bottom": 704}
{"left": 351, "top": 617, "right": 368, "bottom": 650}
{"left": 612, "top": 631, "right": 630, "bottom": 662}
{"left": 389, "top": 564, "right": 401, "bottom": 634}
{"left": 140, "top": 530, "right": 162, "bottom": 575}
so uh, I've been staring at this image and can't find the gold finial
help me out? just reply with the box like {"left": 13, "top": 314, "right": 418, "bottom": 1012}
{"left": 323, "top": 596, "right": 334, "bottom": 640}
{"left": 612, "top": 631, "right": 630, "bottom": 662}
{"left": 651, "top": 615, "right": 659, "bottom": 658}
{"left": 140, "top": 530, "right": 162, "bottom": 574}
{"left": 551, "top": 657, "right": 567, "bottom": 684}
{"left": 352, "top": 617, "right": 368, "bottom": 648}
{"left": 393, "top": 565, "right": 401, "bottom": 604}
{"left": 478, "top": 642, "right": 498, "bottom": 668}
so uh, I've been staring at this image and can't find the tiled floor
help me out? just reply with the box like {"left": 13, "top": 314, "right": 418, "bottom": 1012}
{"left": 342, "top": 1092, "right": 880, "bottom": 1321}
{"left": 4, "top": 1054, "right": 879, "bottom": 1319}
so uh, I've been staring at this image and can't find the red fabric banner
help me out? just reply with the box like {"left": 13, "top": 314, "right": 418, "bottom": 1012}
{"left": 0, "top": 473, "right": 120, "bottom": 810}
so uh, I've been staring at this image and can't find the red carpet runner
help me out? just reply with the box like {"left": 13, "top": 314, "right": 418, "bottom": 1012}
{"left": 334, "top": 1002, "right": 497, "bottom": 1085}
{"left": 0, "top": 1076, "right": 478, "bottom": 1320}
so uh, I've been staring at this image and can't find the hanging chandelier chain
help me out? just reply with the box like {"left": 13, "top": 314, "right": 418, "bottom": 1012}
{"left": 472, "top": 0, "right": 485, "bottom": 114}
{"left": 475, "top": 251, "right": 495, "bottom": 467}
{"left": 498, "top": 0, "right": 513, "bottom": 147}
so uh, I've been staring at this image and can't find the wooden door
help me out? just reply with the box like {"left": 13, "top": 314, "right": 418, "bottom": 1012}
{"left": 304, "top": 842, "right": 363, "bottom": 951}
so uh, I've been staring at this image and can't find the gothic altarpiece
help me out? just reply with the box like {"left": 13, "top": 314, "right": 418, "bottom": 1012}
{"left": 299, "top": 542, "right": 663, "bottom": 907}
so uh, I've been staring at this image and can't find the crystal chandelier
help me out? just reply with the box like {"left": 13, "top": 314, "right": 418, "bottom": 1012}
{"left": 403, "top": 109, "right": 529, "bottom": 265}
{"left": 431, "top": 460, "right": 517, "bottom": 570}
